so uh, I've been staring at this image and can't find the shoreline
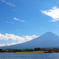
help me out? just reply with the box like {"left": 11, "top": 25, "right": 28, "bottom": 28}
{"left": 0, "top": 51, "right": 56, "bottom": 53}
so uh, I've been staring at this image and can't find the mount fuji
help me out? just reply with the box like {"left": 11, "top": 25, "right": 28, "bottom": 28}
{"left": 0, "top": 32, "right": 59, "bottom": 49}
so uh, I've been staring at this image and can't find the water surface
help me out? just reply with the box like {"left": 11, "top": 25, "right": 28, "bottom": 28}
{"left": 0, "top": 53, "right": 59, "bottom": 59}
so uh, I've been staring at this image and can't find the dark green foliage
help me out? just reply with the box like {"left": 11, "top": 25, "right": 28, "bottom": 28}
{"left": 0, "top": 49, "right": 4, "bottom": 52}
{"left": 30, "top": 49, "right": 34, "bottom": 51}
{"left": 34, "top": 47, "right": 41, "bottom": 51}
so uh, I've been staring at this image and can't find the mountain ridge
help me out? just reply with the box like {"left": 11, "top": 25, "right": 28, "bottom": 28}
{"left": 0, "top": 32, "right": 59, "bottom": 49}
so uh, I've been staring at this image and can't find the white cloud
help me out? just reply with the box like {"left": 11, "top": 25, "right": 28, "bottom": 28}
{"left": 7, "top": 22, "right": 15, "bottom": 24}
{"left": 0, "top": 33, "right": 39, "bottom": 47}
{"left": 14, "top": 17, "right": 25, "bottom": 22}
{"left": 0, "top": 42, "right": 19, "bottom": 47}
{"left": 0, "top": 0, "right": 15, "bottom": 6}
{"left": 41, "top": 6, "right": 59, "bottom": 22}
{"left": 5, "top": 2, "right": 15, "bottom": 6}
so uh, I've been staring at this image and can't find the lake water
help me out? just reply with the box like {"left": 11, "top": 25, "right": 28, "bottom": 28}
{"left": 0, "top": 53, "right": 59, "bottom": 59}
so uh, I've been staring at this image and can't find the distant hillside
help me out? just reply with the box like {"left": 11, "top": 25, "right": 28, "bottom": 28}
{"left": 0, "top": 32, "right": 59, "bottom": 49}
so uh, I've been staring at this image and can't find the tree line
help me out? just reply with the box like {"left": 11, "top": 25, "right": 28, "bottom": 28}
{"left": 0, "top": 47, "right": 59, "bottom": 53}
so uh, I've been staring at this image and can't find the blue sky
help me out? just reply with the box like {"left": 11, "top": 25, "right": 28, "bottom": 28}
{"left": 0, "top": 0, "right": 59, "bottom": 46}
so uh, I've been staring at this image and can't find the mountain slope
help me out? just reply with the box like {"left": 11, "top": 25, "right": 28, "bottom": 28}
{"left": 0, "top": 32, "right": 59, "bottom": 49}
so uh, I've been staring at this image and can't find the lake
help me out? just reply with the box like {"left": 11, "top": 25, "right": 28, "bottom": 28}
{"left": 0, "top": 53, "right": 59, "bottom": 59}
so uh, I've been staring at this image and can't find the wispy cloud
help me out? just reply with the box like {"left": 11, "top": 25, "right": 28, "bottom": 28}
{"left": 0, "top": 42, "right": 17, "bottom": 47}
{"left": 14, "top": 17, "right": 25, "bottom": 22}
{"left": 11, "top": 22, "right": 15, "bottom": 24}
{"left": 7, "top": 22, "right": 15, "bottom": 24}
{"left": 0, "top": 33, "right": 39, "bottom": 46}
{"left": 0, "top": 0, "right": 15, "bottom": 7}
{"left": 7, "top": 22, "right": 9, "bottom": 23}
{"left": 13, "top": 10, "right": 16, "bottom": 11}
{"left": 41, "top": 6, "right": 59, "bottom": 22}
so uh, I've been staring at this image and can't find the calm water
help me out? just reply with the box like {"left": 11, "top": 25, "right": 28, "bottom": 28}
{"left": 0, "top": 53, "right": 59, "bottom": 59}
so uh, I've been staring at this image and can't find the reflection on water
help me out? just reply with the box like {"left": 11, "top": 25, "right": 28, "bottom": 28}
{"left": 0, "top": 53, "right": 59, "bottom": 59}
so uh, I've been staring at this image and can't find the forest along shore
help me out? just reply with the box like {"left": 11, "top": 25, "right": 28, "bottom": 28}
{"left": 0, "top": 47, "right": 59, "bottom": 53}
